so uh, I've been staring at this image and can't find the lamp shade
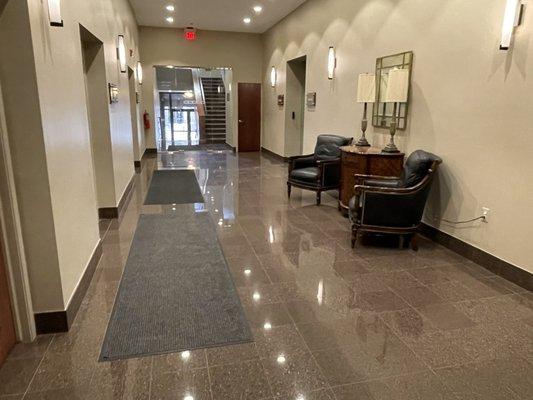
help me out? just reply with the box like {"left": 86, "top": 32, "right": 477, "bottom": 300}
{"left": 357, "top": 73, "right": 376, "bottom": 103}
{"left": 48, "top": 0, "right": 62, "bottom": 26}
{"left": 117, "top": 35, "right": 127, "bottom": 73}
{"left": 500, "top": 0, "right": 522, "bottom": 50}
{"left": 327, "top": 47, "right": 336, "bottom": 80}
{"left": 384, "top": 68, "right": 409, "bottom": 103}
{"left": 137, "top": 61, "right": 143, "bottom": 85}
{"left": 270, "top": 66, "right": 277, "bottom": 87}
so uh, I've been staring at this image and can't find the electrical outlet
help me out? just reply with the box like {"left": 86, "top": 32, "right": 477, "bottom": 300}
{"left": 481, "top": 207, "right": 490, "bottom": 223}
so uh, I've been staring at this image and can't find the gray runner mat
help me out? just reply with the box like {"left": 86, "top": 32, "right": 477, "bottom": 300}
{"left": 144, "top": 169, "right": 204, "bottom": 205}
{"left": 99, "top": 211, "right": 252, "bottom": 361}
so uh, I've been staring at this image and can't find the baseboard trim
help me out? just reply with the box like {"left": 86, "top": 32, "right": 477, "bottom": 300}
{"left": 261, "top": 147, "right": 288, "bottom": 162}
{"left": 98, "top": 207, "right": 118, "bottom": 219}
{"left": 116, "top": 176, "right": 135, "bottom": 221}
{"left": 97, "top": 176, "right": 135, "bottom": 221}
{"left": 35, "top": 240, "right": 103, "bottom": 334}
{"left": 420, "top": 223, "right": 532, "bottom": 291}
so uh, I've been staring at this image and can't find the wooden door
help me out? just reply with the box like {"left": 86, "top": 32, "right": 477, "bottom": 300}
{"left": 238, "top": 83, "right": 261, "bottom": 152}
{"left": 0, "top": 236, "right": 15, "bottom": 366}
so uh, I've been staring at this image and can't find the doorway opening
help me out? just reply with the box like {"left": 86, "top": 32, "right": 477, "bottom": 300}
{"left": 284, "top": 56, "right": 307, "bottom": 157}
{"left": 80, "top": 25, "right": 116, "bottom": 214}
{"left": 154, "top": 66, "right": 233, "bottom": 151}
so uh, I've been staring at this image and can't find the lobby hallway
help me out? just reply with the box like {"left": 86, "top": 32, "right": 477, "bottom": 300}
{"left": 0, "top": 150, "right": 531, "bottom": 400}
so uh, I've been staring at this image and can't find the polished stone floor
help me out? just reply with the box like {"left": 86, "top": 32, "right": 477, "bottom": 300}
{"left": 0, "top": 150, "right": 531, "bottom": 400}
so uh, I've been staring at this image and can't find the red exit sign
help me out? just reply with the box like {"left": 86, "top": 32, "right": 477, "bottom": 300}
{"left": 184, "top": 27, "right": 197, "bottom": 41}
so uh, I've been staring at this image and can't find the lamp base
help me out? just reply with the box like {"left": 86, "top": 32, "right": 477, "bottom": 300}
{"left": 355, "top": 137, "right": 371, "bottom": 147}
{"left": 382, "top": 142, "right": 400, "bottom": 153}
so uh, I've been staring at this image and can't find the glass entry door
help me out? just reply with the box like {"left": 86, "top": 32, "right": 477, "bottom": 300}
{"left": 159, "top": 92, "right": 199, "bottom": 149}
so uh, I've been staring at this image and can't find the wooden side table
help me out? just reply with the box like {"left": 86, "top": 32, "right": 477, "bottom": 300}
{"left": 339, "top": 146, "right": 405, "bottom": 215}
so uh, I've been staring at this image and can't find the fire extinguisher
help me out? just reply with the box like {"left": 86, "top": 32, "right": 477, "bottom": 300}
{"left": 143, "top": 111, "right": 151, "bottom": 130}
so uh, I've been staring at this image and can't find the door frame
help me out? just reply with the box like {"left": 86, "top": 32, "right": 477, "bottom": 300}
{"left": 0, "top": 80, "right": 36, "bottom": 343}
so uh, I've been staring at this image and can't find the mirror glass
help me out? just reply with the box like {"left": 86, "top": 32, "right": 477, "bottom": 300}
{"left": 372, "top": 51, "right": 413, "bottom": 130}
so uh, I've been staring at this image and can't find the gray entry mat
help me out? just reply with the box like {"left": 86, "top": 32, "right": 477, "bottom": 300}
{"left": 144, "top": 170, "right": 204, "bottom": 205}
{"left": 99, "top": 211, "right": 252, "bottom": 361}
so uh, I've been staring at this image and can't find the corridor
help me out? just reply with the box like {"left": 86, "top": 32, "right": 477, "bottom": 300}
{"left": 0, "top": 150, "right": 531, "bottom": 400}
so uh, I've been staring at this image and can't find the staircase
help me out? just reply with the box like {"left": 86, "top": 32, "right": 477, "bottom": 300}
{"left": 201, "top": 77, "right": 227, "bottom": 144}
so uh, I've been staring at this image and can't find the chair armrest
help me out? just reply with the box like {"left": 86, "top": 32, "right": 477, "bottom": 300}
{"left": 354, "top": 173, "right": 401, "bottom": 186}
{"left": 289, "top": 154, "right": 315, "bottom": 162}
{"left": 316, "top": 158, "right": 340, "bottom": 166}
{"left": 289, "top": 154, "right": 316, "bottom": 173}
{"left": 355, "top": 174, "right": 432, "bottom": 196}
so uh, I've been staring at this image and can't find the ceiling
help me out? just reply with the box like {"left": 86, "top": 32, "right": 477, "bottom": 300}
{"left": 128, "top": 0, "right": 307, "bottom": 33}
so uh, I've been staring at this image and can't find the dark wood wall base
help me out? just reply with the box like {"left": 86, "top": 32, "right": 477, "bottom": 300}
{"left": 97, "top": 175, "right": 135, "bottom": 221}
{"left": 420, "top": 223, "right": 532, "bottom": 291}
{"left": 116, "top": 176, "right": 135, "bottom": 222}
{"left": 261, "top": 147, "right": 289, "bottom": 163}
{"left": 98, "top": 207, "right": 118, "bottom": 219}
{"left": 35, "top": 240, "right": 103, "bottom": 334}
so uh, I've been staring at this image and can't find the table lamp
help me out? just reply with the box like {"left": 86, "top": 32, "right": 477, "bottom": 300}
{"left": 355, "top": 73, "right": 376, "bottom": 147}
{"left": 382, "top": 68, "right": 409, "bottom": 153}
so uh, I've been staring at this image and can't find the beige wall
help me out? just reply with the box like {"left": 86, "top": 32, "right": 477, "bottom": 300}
{"left": 0, "top": 0, "right": 140, "bottom": 312}
{"left": 139, "top": 27, "right": 263, "bottom": 149}
{"left": 262, "top": 0, "right": 533, "bottom": 273}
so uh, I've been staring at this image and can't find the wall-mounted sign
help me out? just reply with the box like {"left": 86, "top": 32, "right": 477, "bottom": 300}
{"left": 109, "top": 83, "right": 119, "bottom": 104}
{"left": 306, "top": 92, "right": 317, "bottom": 107}
{"left": 277, "top": 95, "right": 285, "bottom": 106}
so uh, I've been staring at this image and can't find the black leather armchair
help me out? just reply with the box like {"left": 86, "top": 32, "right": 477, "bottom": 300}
{"left": 349, "top": 150, "right": 442, "bottom": 250}
{"left": 287, "top": 134, "right": 353, "bottom": 205}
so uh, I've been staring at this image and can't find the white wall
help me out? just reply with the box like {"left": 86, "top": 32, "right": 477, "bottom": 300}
{"left": 262, "top": 0, "right": 533, "bottom": 274}
{"left": 0, "top": 0, "right": 140, "bottom": 312}
{"left": 139, "top": 27, "right": 263, "bottom": 149}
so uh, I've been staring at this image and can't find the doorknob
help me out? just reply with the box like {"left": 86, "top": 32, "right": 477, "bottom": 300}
{"left": 239, "top": 120, "right": 243, "bottom": 123}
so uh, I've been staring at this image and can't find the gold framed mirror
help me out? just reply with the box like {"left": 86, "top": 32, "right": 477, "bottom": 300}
{"left": 372, "top": 51, "right": 413, "bottom": 130}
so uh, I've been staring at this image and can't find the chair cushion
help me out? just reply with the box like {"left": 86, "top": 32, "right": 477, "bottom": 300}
{"left": 314, "top": 134, "right": 352, "bottom": 161}
{"left": 402, "top": 150, "right": 442, "bottom": 187}
{"left": 290, "top": 167, "right": 319, "bottom": 184}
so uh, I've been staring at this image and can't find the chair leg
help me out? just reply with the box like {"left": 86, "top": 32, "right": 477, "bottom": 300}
{"left": 316, "top": 191, "right": 321, "bottom": 205}
{"left": 287, "top": 183, "right": 292, "bottom": 199}
{"left": 351, "top": 227, "right": 358, "bottom": 248}
{"left": 411, "top": 233, "right": 419, "bottom": 251}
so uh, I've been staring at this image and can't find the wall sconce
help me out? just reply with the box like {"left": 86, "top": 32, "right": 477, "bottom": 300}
{"left": 137, "top": 61, "right": 143, "bottom": 85}
{"left": 48, "top": 0, "right": 63, "bottom": 27}
{"left": 500, "top": 0, "right": 524, "bottom": 50}
{"left": 270, "top": 66, "right": 277, "bottom": 88}
{"left": 117, "top": 35, "right": 127, "bottom": 73}
{"left": 328, "top": 46, "right": 336, "bottom": 80}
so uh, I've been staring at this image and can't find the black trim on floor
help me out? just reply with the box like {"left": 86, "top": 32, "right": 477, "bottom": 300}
{"left": 420, "top": 223, "right": 532, "bottom": 291}
{"left": 35, "top": 240, "right": 103, "bottom": 334}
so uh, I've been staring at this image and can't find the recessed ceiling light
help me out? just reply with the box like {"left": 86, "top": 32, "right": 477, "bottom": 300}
{"left": 166, "top": 16, "right": 174, "bottom": 23}
{"left": 253, "top": 5, "right": 263, "bottom": 13}
{"left": 166, "top": 5, "right": 175, "bottom": 12}
{"left": 243, "top": 17, "right": 252, "bottom": 24}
